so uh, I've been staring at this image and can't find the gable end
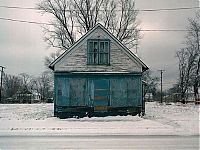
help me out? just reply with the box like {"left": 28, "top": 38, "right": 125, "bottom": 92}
{"left": 49, "top": 23, "right": 148, "bottom": 72}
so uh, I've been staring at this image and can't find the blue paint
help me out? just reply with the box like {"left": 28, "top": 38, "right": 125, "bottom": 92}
{"left": 54, "top": 74, "right": 143, "bottom": 117}
{"left": 93, "top": 79, "right": 110, "bottom": 107}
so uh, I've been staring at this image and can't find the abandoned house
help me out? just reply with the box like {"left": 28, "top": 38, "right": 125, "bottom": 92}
{"left": 49, "top": 23, "right": 148, "bottom": 118}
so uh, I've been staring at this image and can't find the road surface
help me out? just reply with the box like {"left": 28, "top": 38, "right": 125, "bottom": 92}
{"left": 0, "top": 135, "right": 199, "bottom": 149}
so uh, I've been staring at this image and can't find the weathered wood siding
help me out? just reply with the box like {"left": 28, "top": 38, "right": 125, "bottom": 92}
{"left": 55, "top": 77, "right": 87, "bottom": 107}
{"left": 69, "top": 79, "right": 86, "bottom": 106}
{"left": 54, "top": 74, "right": 142, "bottom": 109}
{"left": 54, "top": 27, "right": 142, "bottom": 73}
{"left": 110, "top": 77, "right": 141, "bottom": 107}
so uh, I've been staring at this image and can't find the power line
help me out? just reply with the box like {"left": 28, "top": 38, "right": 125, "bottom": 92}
{"left": 0, "top": 5, "right": 39, "bottom": 10}
{"left": 139, "top": 6, "right": 200, "bottom": 12}
{"left": 0, "top": 17, "right": 189, "bottom": 32}
{"left": 0, "top": 17, "right": 52, "bottom": 25}
{"left": 0, "top": 5, "right": 199, "bottom": 12}
{"left": 139, "top": 29, "right": 187, "bottom": 32}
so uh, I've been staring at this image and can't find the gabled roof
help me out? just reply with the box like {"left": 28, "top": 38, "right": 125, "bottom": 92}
{"left": 49, "top": 23, "right": 148, "bottom": 71}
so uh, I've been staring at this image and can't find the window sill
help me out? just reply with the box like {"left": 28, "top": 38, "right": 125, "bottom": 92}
{"left": 87, "top": 63, "right": 111, "bottom": 66}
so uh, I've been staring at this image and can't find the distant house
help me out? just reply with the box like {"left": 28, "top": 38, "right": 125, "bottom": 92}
{"left": 15, "top": 89, "right": 41, "bottom": 103}
{"left": 169, "top": 87, "right": 200, "bottom": 103}
{"left": 145, "top": 93, "right": 153, "bottom": 101}
{"left": 184, "top": 87, "right": 200, "bottom": 102}
{"left": 49, "top": 23, "right": 148, "bottom": 118}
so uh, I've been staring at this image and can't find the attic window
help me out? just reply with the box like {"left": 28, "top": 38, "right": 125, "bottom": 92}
{"left": 87, "top": 39, "right": 110, "bottom": 65}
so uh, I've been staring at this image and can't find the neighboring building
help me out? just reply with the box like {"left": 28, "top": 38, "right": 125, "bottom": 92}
{"left": 31, "top": 91, "right": 42, "bottom": 103}
{"left": 145, "top": 93, "right": 153, "bottom": 101}
{"left": 169, "top": 87, "right": 200, "bottom": 103}
{"left": 49, "top": 23, "right": 148, "bottom": 118}
{"left": 15, "top": 89, "right": 41, "bottom": 103}
{"left": 186, "top": 87, "right": 200, "bottom": 102}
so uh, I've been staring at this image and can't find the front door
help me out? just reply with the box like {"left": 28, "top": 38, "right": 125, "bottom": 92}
{"left": 93, "top": 79, "right": 110, "bottom": 112}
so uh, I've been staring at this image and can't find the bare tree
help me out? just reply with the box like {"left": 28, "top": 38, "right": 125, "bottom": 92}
{"left": 3, "top": 74, "right": 21, "bottom": 99}
{"left": 38, "top": 0, "right": 76, "bottom": 50}
{"left": 37, "top": 0, "right": 140, "bottom": 66}
{"left": 176, "top": 47, "right": 195, "bottom": 103}
{"left": 176, "top": 11, "right": 200, "bottom": 103}
{"left": 44, "top": 50, "right": 62, "bottom": 68}
{"left": 142, "top": 70, "right": 159, "bottom": 99}
{"left": 72, "top": 0, "right": 104, "bottom": 32}
{"left": 19, "top": 73, "right": 33, "bottom": 91}
{"left": 187, "top": 12, "right": 200, "bottom": 101}
{"left": 102, "top": 0, "right": 140, "bottom": 49}
{"left": 32, "top": 71, "right": 53, "bottom": 102}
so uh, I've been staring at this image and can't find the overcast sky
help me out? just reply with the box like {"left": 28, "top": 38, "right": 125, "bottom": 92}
{"left": 0, "top": 0, "right": 199, "bottom": 90}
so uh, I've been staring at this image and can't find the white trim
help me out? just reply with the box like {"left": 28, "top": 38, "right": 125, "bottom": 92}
{"left": 49, "top": 23, "right": 148, "bottom": 71}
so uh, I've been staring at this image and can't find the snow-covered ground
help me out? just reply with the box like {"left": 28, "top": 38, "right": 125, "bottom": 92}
{"left": 0, "top": 102, "right": 199, "bottom": 136}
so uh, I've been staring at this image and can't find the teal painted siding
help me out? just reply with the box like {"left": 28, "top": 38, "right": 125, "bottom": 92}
{"left": 110, "top": 79, "right": 127, "bottom": 107}
{"left": 69, "top": 78, "right": 86, "bottom": 106}
{"left": 55, "top": 77, "right": 87, "bottom": 107}
{"left": 54, "top": 74, "right": 142, "bottom": 114}
{"left": 56, "top": 77, "right": 69, "bottom": 106}
{"left": 110, "top": 76, "right": 142, "bottom": 107}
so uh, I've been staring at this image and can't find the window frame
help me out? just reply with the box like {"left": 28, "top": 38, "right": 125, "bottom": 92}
{"left": 87, "top": 39, "right": 110, "bottom": 65}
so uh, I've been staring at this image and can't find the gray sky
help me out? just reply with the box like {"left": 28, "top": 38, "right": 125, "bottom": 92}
{"left": 135, "top": 0, "right": 198, "bottom": 89}
{"left": 0, "top": 0, "right": 199, "bottom": 90}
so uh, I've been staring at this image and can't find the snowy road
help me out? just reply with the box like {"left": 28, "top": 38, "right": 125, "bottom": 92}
{"left": 0, "top": 135, "right": 199, "bottom": 150}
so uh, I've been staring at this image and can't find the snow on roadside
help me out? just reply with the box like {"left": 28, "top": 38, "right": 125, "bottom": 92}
{"left": 0, "top": 102, "right": 199, "bottom": 136}
{"left": 0, "top": 103, "right": 53, "bottom": 120}
{"left": 145, "top": 102, "right": 200, "bottom": 135}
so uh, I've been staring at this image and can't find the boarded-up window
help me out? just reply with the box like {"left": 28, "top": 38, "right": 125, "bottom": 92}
{"left": 87, "top": 39, "right": 110, "bottom": 65}
{"left": 110, "top": 79, "right": 127, "bottom": 107}
{"left": 110, "top": 78, "right": 141, "bottom": 107}
{"left": 69, "top": 79, "right": 86, "bottom": 106}
{"left": 57, "top": 77, "right": 69, "bottom": 106}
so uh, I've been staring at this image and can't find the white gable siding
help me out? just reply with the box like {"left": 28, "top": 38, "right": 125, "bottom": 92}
{"left": 54, "top": 27, "right": 142, "bottom": 72}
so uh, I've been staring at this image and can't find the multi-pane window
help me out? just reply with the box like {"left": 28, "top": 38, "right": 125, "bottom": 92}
{"left": 87, "top": 39, "right": 110, "bottom": 65}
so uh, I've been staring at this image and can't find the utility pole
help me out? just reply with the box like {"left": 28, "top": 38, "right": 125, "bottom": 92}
{"left": 0, "top": 66, "right": 5, "bottom": 103}
{"left": 158, "top": 70, "right": 165, "bottom": 103}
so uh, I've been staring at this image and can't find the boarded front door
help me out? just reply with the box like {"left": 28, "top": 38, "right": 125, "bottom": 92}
{"left": 93, "top": 79, "right": 110, "bottom": 112}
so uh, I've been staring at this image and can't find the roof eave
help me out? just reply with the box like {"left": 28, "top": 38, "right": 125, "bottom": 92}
{"left": 48, "top": 24, "right": 102, "bottom": 68}
{"left": 142, "top": 66, "right": 149, "bottom": 72}
{"left": 49, "top": 65, "right": 54, "bottom": 71}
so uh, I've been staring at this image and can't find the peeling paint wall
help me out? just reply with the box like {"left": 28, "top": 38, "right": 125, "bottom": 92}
{"left": 54, "top": 28, "right": 142, "bottom": 73}
{"left": 54, "top": 74, "right": 142, "bottom": 109}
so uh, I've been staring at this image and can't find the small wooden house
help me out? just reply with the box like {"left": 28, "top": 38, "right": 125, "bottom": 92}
{"left": 49, "top": 23, "right": 148, "bottom": 118}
